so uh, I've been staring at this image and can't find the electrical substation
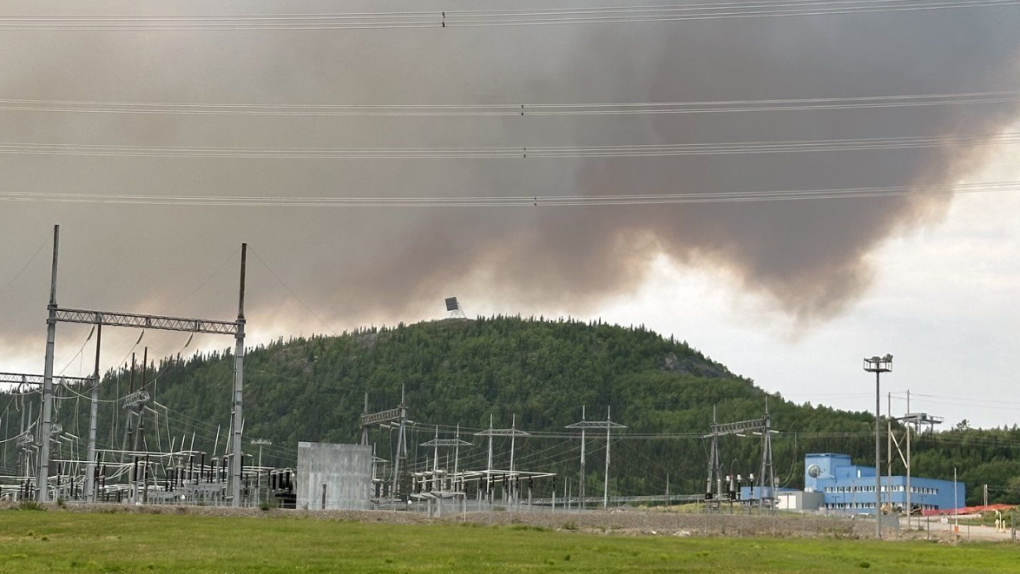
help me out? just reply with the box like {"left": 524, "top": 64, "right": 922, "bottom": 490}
{"left": 0, "top": 226, "right": 964, "bottom": 519}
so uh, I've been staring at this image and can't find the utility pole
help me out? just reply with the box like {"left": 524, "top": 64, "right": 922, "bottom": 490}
{"left": 604, "top": 407, "right": 612, "bottom": 508}
{"left": 887, "top": 392, "right": 892, "bottom": 512}
{"left": 876, "top": 370, "right": 881, "bottom": 528}
{"left": 251, "top": 438, "right": 272, "bottom": 504}
{"left": 132, "top": 348, "right": 148, "bottom": 454}
{"left": 453, "top": 425, "right": 462, "bottom": 483}
{"left": 706, "top": 407, "right": 719, "bottom": 511}
{"left": 757, "top": 403, "right": 776, "bottom": 512}
{"left": 895, "top": 395, "right": 941, "bottom": 528}
{"left": 84, "top": 324, "right": 101, "bottom": 502}
{"left": 864, "top": 355, "right": 892, "bottom": 540}
{"left": 361, "top": 393, "right": 369, "bottom": 446}
{"left": 566, "top": 407, "right": 624, "bottom": 510}
{"left": 485, "top": 414, "right": 493, "bottom": 478}
{"left": 509, "top": 414, "right": 518, "bottom": 504}
{"left": 421, "top": 428, "right": 471, "bottom": 517}
{"left": 954, "top": 467, "right": 959, "bottom": 539}
{"left": 580, "top": 406, "right": 586, "bottom": 510}
{"left": 231, "top": 243, "right": 247, "bottom": 507}
{"left": 475, "top": 415, "right": 530, "bottom": 506}
{"left": 390, "top": 385, "right": 407, "bottom": 501}
{"left": 123, "top": 354, "right": 137, "bottom": 460}
{"left": 906, "top": 390, "right": 912, "bottom": 526}
{"left": 37, "top": 224, "right": 59, "bottom": 502}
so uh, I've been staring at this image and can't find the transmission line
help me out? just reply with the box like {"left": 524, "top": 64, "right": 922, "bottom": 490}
{"left": 0, "top": 131, "right": 1018, "bottom": 160}
{"left": 0, "top": 229, "right": 52, "bottom": 297}
{"left": 0, "top": 1, "right": 1017, "bottom": 31}
{"left": 2, "top": 90, "right": 1018, "bottom": 117}
{"left": 1, "top": 181, "right": 1018, "bottom": 209}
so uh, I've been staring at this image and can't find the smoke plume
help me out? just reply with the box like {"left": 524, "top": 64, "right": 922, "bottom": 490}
{"left": 1, "top": 1, "right": 1019, "bottom": 363}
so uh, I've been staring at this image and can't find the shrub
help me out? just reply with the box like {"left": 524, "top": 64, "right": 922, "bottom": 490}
{"left": 19, "top": 501, "right": 45, "bottom": 512}
{"left": 508, "top": 524, "right": 547, "bottom": 532}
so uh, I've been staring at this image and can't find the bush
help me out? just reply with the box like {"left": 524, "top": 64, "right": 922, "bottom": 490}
{"left": 18, "top": 501, "right": 45, "bottom": 512}
{"left": 508, "top": 524, "right": 547, "bottom": 532}
{"left": 561, "top": 520, "right": 578, "bottom": 531}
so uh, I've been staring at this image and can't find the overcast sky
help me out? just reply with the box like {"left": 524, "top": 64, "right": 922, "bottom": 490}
{"left": 1, "top": 1, "right": 1019, "bottom": 428}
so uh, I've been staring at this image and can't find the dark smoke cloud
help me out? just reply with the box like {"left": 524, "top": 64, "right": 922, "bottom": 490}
{"left": 1, "top": 1, "right": 1020, "bottom": 364}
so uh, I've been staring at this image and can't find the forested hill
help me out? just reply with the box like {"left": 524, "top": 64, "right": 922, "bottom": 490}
{"left": 21, "top": 316, "right": 1020, "bottom": 504}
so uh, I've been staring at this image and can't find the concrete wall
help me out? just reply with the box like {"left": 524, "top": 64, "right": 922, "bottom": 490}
{"left": 296, "top": 442, "right": 372, "bottom": 510}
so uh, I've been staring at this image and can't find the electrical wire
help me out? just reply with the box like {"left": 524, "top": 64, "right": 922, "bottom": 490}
{"left": 161, "top": 246, "right": 240, "bottom": 314}
{"left": 55, "top": 326, "right": 95, "bottom": 378}
{"left": 3, "top": 89, "right": 1018, "bottom": 117}
{"left": 892, "top": 391, "right": 1020, "bottom": 408}
{"left": 2, "top": 180, "right": 1018, "bottom": 209}
{"left": 0, "top": 1, "right": 1017, "bottom": 31}
{"left": 249, "top": 247, "right": 339, "bottom": 336}
{"left": 1, "top": 131, "right": 1019, "bottom": 159}
{"left": 0, "top": 230, "right": 52, "bottom": 298}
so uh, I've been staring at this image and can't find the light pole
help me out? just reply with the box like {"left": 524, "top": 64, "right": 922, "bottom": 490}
{"left": 954, "top": 466, "right": 959, "bottom": 539}
{"left": 864, "top": 354, "right": 892, "bottom": 540}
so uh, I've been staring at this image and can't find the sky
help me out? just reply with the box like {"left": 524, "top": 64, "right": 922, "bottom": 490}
{"left": 1, "top": 1, "right": 1019, "bottom": 428}
{"left": 594, "top": 140, "right": 1020, "bottom": 428}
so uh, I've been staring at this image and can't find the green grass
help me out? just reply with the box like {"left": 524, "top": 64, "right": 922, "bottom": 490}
{"left": 0, "top": 510, "right": 1017, "bottom": 573}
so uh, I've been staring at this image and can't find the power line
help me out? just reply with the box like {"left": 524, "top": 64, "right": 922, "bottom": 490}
{"left": 248, "top": 248, "right": 339, "bottom": 336}
{"left": 162, "top": 246, "right": 240, "bottom": 314}
{"left": 0, "top": 229, "right": 52, "bottom": 297}
{"left": 891, "top": 391, "right": 1020, "bottom": 408}
{"left": 1, "top": 131, "right": 1018, "bottom": 159}
{"left": 1, "top": 180, "right": 1018, "bottom": 209}
{"left": 2, "top": 90, "right": 1018, "bottom": 117}
{"left": 0, "top": 1, "right": 1017, "bottom": 31}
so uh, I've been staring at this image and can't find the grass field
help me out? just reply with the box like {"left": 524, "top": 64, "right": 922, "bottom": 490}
{"left": 0, "top": 509, "right": 1017, "bottom": 573}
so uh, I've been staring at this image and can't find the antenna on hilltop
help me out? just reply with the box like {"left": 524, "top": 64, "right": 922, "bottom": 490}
{"left": 445, "top": 297, "right": 466, "bottom": 319}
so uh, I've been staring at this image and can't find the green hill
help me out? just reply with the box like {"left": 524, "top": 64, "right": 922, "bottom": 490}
{"left": 8, "top": 316, "right": 1020, "bottom": 504}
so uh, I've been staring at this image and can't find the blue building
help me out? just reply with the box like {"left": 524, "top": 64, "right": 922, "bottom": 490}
{"left": 805, "top": 453, "right": 963, "bottom": 514}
